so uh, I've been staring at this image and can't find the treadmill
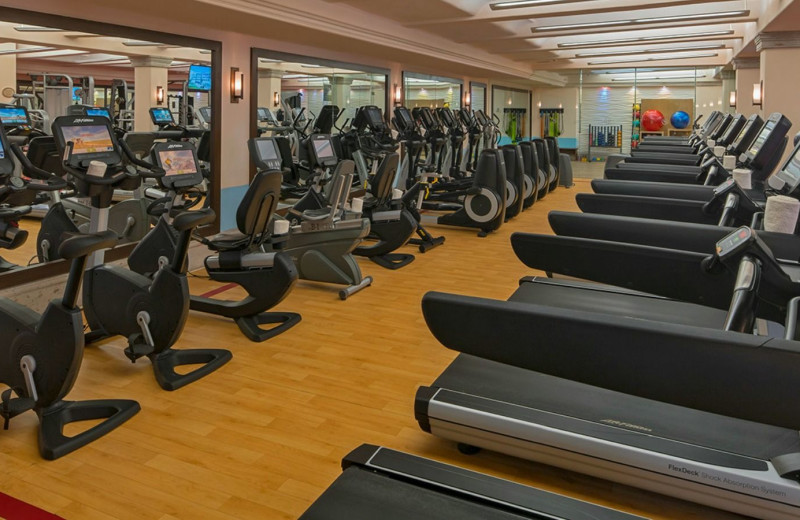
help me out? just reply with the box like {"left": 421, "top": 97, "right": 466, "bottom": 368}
{"left": 300, "top": 444, "right": 646, "bottom": 519}
{"left": 605, "top": 113, "right": 787, "bottom": 184}
{"left": 416, "top": 226, "right": 800, "bottom": 520}
{"left": 576, "top": 114, "right": 793, "bottom": 220}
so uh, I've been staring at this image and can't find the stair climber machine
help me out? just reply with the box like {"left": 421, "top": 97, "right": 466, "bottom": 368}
{"left": 436, "top": 107, "right": 469, "bottom": 181}
{"left": 412, "top": 107, "right": 447, "bottom": 175}
{"left": 249, "top": 135, "right": 373, "bottom": 299}
{"left": 127, "top": 140, "right": 301, "bottom": 342}
{"left": 457, "top": 108, "right": 482, "bottom": 174}
{"left": 579, "top": 115, "right": 794, "bottom": 220}
{"left": 0, "top": 230, "right": 140, "bottom": 459}
{"left": 299, "top": 444, "right": 646, "bottom": 520}
{"left": 48, "top": 115, "right": 231, "bottom": 390}
{"left": 416, "top": 225, "right": 800, "bottom": 520}
{"left": 0, "top": 127, "right": 68, "bottom": 272}
{"left": 391, "top": 106, "right": 445, "bottom": 253}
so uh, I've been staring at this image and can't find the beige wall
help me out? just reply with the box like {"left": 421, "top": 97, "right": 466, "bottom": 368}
{"left": 735, "top": 67, "right": 761, "bottom": 118}
{"left": 761, "top": 48, "right": 800, "bottom": 163}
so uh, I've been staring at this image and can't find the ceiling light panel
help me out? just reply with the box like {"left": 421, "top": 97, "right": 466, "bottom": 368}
{"left": 532, "top": 10, "right": 749, "bottom": 32}
{"left": 574, "top": 44, "right": 726, "bottom": 58}
{"left": 557, "top": 30, "right": 736, "bottom": 48}
{"left": 491, "top": 0, "right": 589, "bottom": 10}
{"left": 587, "top": 52, "right": 719, "bottom": 65}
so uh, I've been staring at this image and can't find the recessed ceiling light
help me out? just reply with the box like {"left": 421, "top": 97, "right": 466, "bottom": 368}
{"left": 490, "top": 0, "right": 586, "bottom": 10}
{"left": 557, "top": 30, "right": 736, "bottom": 48}
{"left": 13, "top": 25, "right": 66, "bottom": 32}
{"left": 588, "top": 52, "right": 719, "bottom": 65}
{"left": 0, "top": 46, "right": 55, "bottom": 55}
{"left": 575, "top": 44, "right": 726, "bottom": 58}
{"left": 532, "top": 10, "right": 749, "bottom": 32}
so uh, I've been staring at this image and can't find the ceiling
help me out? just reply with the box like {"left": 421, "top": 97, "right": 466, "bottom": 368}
{"left": 321, "top": 0, "right": 783, "bottom": 71}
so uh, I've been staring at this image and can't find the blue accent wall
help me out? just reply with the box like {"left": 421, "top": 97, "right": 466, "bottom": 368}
{"left": 220, "top": 184, "right": 248, "bottom": 231}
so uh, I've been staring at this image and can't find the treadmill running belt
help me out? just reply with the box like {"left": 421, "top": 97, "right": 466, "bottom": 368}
{"left": 428, "top": 355, "right": 800, "bottom": 465}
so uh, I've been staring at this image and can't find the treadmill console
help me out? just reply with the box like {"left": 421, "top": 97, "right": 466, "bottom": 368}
{"left": 249, "top": 137, "right": 283, "bottom": 171}
{"left": 741, "top": 113, "right": 792, "bottom": 169}
{"left": 309, "top": 134, "right": 338, "bottom": 168}
{"left": 712, "top": 178, "right": 737, "bottom": 197}
{"left": 770, "top": 140, "right": 800, "bottom": 197}
{"left": 729, "top": 114, "right": 763, "bottom": 155}
{"left": 716, "top": 227, "right": 755, "bottom": 260}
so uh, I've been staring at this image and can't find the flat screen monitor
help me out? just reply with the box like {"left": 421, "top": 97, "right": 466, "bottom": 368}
{"left": 86, "top": 107, "right": 112, "bottom": 120}
{"left": 0, "top": 107, "right": 29, "bottom": 126}
{"left": 150, "top": 107, "right": 175, "bottom": 125}
{"left": 257, "top": 107, "right": 269, "bottom": 122}
{"left": 256, "top": 138, "right": 279, "bottom": 161}
{"left": 158, "top": 148, "right": 198, "bottom": 176}
{"left": 748, "top": 120, "right": 776, "bottom": 157}
{"left": 60, "top": 124, "right": 114, "bottom": 155}
{"left": 313, "top": 137, "right": 335, "bottom": 162}
{"left": 188, "top": 64, "right": 212, "bottom": 92}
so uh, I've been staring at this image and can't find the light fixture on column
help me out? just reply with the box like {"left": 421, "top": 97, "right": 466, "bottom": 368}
{"left": 156, "top": 85, "right": 164, "bottom": 105}
{"left": 273, "top": 91, "right": 280, "bottom": 107}
{"left": 729, "top": 90, "right": 737, "bottom": 108}
{"left": 465, "top": 92, "right": 471, "bottom": 108}
{"left": 394, "top": 84, "right": 402, "bottom": 106}
{"left": 752, "top": 81, "right": 763, "bottom": 107}
{"left": 231, "top": 67, "right": 244, "bottom": 102}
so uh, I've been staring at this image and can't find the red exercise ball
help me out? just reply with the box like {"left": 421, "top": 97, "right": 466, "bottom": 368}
{"left": 641, "top": 109, "right": 666, "bottom": 132}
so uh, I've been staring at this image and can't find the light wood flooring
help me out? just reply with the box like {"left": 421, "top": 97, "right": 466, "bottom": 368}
{"left": 0, "top": 178, "right": 749, "bottom": 520}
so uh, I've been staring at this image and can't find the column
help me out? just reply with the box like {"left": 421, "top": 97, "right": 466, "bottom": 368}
{"left": 732, "top": 58, "right": 760, "bottom": 118}
{"left": 129, "top": 56, "right": 172, "bottom": 131}
{"left": 329, "top": 76, "right": 354, "bottom": 110}
{"left": 719, "top": 69, "right": 736, "bottom": 115}
{"left": 257, "top": 68, "right": 282, "bottom": 111}
{"left": 756, "top": 31, "right": 800, "bottom": 162}
{"left": 0, "top": 43, "right": 16, "bottom": 104}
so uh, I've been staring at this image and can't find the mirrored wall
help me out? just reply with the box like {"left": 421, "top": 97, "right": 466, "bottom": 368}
{"left": 251, "top": 50, "right": 388, "bottom": 142}
{"left": 492, "top": 85, "right": 531, "bottom": 145}
{"left": 402, "top": 72, "right": 462, "bottom": 111}
{"left": 470, "top": 82, "right": 486, "bottom": 113}
{"left": 0, "top": 12, "right": 219, "bottom": 287}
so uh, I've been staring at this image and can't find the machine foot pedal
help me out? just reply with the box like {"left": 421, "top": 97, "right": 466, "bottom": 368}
{"left": 150, "top": 348, "right": 232, "bottom": 391}
{"left": 235, "top": 312, "right": 301, "bottom": 342}
{"left": 370, "top": 253, "right": 415, "bottom": 270}
{"left": 37, "top": 398, "right": 140, "bottom": 460}
{"left": 1, "top": 389, "right": 35, "bottom": 429}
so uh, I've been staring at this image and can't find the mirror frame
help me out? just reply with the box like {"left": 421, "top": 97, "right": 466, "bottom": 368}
{"left": 0, "top": 6, "right": 222, "bottom": 290}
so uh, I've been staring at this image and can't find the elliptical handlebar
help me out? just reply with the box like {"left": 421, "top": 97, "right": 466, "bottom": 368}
{"left": 119, "top": 139, "right": 166, "bottom": 178}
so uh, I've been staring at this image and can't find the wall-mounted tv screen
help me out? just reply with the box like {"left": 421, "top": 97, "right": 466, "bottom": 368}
{"left": 188, "top": 64, "right": 212, "bottom": 92}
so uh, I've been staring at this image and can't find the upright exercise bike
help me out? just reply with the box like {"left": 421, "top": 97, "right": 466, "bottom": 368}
{"left": 0, "top": 230, "right": 140, "bottom": 459}
{"left": 50, "top": 114, "right": 231, "bottom": 390}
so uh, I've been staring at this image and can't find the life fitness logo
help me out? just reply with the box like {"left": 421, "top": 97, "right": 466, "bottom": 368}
{"left": 167, "top": 144, "right": 183, "bottom": 149}
{"left": 72, "top": 118, "right": 95, "bottom": 123}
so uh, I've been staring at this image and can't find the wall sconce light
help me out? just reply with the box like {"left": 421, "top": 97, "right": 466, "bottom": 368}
{"left": 394, "top": 84, "right": 402, "bottom": 106}
{"left": 729, "top": 90, "right": 737, "bottom": 108}
{"left": 231, "top": 67, "right": 244, "bottom": 103}
{"left": 752, "top": 81, "right": 763, "bottom": 107}
{"left": 273, "top": 91, "right": 280, "bottom": 107}
{"left": 156, "top": 85, "right": 164, "bottom": 105}
{"left": 464, "top": 92, "right": 471, "bottom": 108}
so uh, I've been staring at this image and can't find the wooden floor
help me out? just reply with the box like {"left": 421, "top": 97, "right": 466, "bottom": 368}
{"left": 0, "top": 178, "right": 749, "bottom": 520}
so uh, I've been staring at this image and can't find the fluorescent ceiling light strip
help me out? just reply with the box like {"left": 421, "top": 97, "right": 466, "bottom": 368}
{"left": 610, "top": 74, "right": 699, "bottom": 81}
{"left": 588, "top": 52, "right": 719, "bottom": 65}
{"left": 491, "top": 0, "right": 583, "bottom": 10}
{"left": 0, "top": 46, "right": 55, "bottom": 55}
{"left": 13, "top": 25, "right": 65, "bottom": 32}
{"left": 575, "top": 44, "right": 725, "bottom": 58}
{"left": 533, "top": 10, "right": 748, "bottom": 32}
{"left": 557, "top": 30, "right": 735, "bottom": 48}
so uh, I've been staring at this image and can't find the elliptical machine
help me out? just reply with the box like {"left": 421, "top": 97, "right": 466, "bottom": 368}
{"left": 50, "top": 115, "right": 231, "bottom": 390}
{"left": 0, "top": 230, "right": 140, "bottom": 459}
{"left": 128, "top": 140, "right": 301, "bottom": 342}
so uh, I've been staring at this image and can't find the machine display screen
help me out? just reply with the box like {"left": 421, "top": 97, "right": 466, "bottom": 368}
{"left": 0, "top": 107, "right": 29, "bottom": 125}
{"left": 158, "top": 149, "right": 198, "bottom": 176}
{"left": 86, "top": 107, "right": 111, "bottom": 119}
{"left": 748, "top": 121, "right": 775, "bottom": 156}
{"left": 716, "top": 227, "right": 752, "bottom": 259}
{"left": 397, "top": 108, "right": 413, "bottom": 128}
{"left": 732, "top": 119, "right": 754, "bottom": 148}
{"left": 151, "top": 108, "right": 174, "bottom": 124}
{"left": 313, "top": 138, "right": 335, "bottom": 161}
{"left": 257, "top": 108, "right": 269, "bottom": 122}
{"left": 0, "top": 137, "right": 5, "bottom": 159}
{"left": 199, "top": 106, "right": 211, "bottom": 121}
{"left": 366, "top": 108, "right": 383, "bottom": 128}
{"left": 256, "top": 139, "right": 279, "bottom": 161}
{"left": 61, "top": 125, "right": 114, "bottom": 155}
{"left": 188, "top": 64, "right": 212, "bottom": 91}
